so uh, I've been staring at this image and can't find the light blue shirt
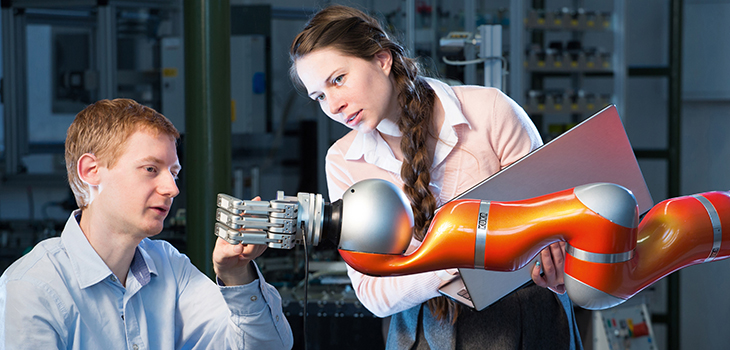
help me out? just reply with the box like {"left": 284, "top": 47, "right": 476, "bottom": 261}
{"left": 0, "top": 211, "right": 293, "bottom": 349}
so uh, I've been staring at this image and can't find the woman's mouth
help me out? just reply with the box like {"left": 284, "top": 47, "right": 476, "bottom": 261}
{"left": 346, "top": 110, "right": 362, "bottom": 126}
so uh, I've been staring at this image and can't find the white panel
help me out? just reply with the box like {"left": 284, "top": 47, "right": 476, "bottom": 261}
{"left": 0, "top": 12, "right": 4, "bottom": 153}
{"left": 682, "top": 3, "right": 730, "bottom": 100}
{"left": 160, "top": 37, "right": 185, "bottom": 132}
{"left": 230, "top": 35, "right": 266, "bottom": 134}
{"left": 27, "top": 24, "right": 76, "bottom": 143}
{"left": 480, "top": 25, "right": 502, "bottom": 90}
{"left": 680, "top": 102, "right": 730, "bottom": 194}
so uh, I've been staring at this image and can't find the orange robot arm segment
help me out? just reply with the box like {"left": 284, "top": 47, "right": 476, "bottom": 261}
{"left": 340, "top": 183, "right": 637, "bottom": 275}
{"left": 340, "top": 200, "right": 482, "bottom": 276}
{"left": 339, "top": 183, "right": 730, "bottom": 310}
{"left": 565, "top": 191, "right": 730, "bottom": 309}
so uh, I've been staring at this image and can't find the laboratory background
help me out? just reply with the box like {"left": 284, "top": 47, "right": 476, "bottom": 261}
{"left": 0, "top": 0, "right": 728, "bottom": 349}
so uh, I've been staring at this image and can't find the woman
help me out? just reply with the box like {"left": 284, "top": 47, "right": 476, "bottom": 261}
{"left": 290, "top": 5, "right": 582, "bottom": 349}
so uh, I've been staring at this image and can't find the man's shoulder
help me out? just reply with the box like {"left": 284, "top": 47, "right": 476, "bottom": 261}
{"left": 0, "top": 237, "right": 72, "bottom": 300}
{"left": 137, "top": 238, "right": 190, "bottom": 268}
{"left": 2, "top": 237, "right": 65, "bottom": 280}
{"left": 139, "top": 237, "right": 181, "bottom": 256}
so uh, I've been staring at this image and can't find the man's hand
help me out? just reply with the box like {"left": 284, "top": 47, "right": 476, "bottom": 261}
{"left": 212, "top": 196, "right": 268, "bottom": 286}
{"left": 531, "top": 241, "right": 566, "bottom": 294}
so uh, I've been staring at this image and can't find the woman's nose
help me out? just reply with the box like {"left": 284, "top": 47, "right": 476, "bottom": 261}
{"left": 328, "top": 94, "right": 347, "bottom": 115}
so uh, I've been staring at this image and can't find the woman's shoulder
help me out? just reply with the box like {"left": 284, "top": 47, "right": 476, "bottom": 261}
{"left": 449, "top": 85, "right": 524, "bottom": 124}
{"left": 327, "top": 129, "right": 359, "bottom": 157}
{"left": 450, "top": 85, "right": 506, "bottom": 108}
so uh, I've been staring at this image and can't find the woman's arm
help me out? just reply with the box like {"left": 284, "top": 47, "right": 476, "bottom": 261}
{"left": 326, "top": 147, "right": 457, "bottom": 317}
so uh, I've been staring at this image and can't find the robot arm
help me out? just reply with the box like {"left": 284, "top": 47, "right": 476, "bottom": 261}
{"left": 214, "top": 179, "right": 730, "bottom": 310}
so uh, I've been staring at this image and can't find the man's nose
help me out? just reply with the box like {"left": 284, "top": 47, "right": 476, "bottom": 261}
{"left": 159, "top": 172, "right": 180, "bottom": 198}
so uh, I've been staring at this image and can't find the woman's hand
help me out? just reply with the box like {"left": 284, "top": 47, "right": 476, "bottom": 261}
{"left": 531, "top": 241, "right": 567, "bottom": 294}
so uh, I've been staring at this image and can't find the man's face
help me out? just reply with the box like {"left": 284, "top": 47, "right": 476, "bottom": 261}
{"left": 94, "top": 128, "right": 181, "bottom": 238}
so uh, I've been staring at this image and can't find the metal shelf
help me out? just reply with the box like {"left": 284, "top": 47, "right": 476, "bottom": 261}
{"left": 524, "top": 9, "right": 612, "bottom": 31}
{"left": 510, "top": 0, "right": 626, "bottom": 138}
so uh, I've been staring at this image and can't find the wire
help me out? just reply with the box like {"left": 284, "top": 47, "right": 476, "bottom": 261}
{"left": 302, "top": 225, "right": 309, "bottom": 350}
{"left": 442, "top": 55, "right": 508, "bottom": 69}
{"left": 442, "top": 55, "right": 509, "bottom": 89}
{"left": 442, "top": 56, "right": 486, "bottom": 66}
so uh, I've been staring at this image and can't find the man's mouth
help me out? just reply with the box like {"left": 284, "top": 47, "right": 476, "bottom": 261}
{"left": 150, "top": 206, "right": 170, "bottom": 215}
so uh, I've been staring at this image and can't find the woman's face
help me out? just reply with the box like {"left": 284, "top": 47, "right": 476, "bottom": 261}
{"left": 295, "top": 47, "right": 398, "bottom": 134}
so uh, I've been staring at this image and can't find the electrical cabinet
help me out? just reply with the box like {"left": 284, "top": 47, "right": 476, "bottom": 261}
{"left": 510, "top": 0, "right": 625, "bottom": 141}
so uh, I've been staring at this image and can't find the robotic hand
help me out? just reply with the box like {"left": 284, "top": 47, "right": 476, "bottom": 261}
{"left": 215, "top": 180, "right": 413, "bottom": 253}
{"left": 214, "top": 179, "right": 730, "bottom": 310}
{"left": 215, "top": 190, "right": 337, "bottom": 249}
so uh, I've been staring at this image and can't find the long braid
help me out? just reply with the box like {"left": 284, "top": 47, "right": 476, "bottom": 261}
{"left": 290, "top": 4, "right": 460, "bottom": 324}
{"left": 391, "top": 56, "right": 460, "bottom": 324}
{"left": 394, "top": 77, "right": 436, "bottom": 241}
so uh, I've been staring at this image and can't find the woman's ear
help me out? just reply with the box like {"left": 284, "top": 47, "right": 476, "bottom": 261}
{"left": 77, "top": 153, "right": 101, "bottom": 186}
{"left": 374, "top": 50, "right": 393, "bottom": 76}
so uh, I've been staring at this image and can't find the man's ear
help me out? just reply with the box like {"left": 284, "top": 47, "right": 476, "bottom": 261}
{"left": 77, "top": 153, "right": 101, "bottom": 186}
{"left": 374, "top": 49, "right": 393, "bottom": 76}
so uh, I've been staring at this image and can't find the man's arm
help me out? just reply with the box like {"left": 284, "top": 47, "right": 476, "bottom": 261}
{"left": 173, "top": 240, "right": 293, "bottom": 350}
{"left": 1, "top": 277, "right": 67, "bottom": 349}
{"left": 211, "top": 233, "right": 293, "bottom": 350}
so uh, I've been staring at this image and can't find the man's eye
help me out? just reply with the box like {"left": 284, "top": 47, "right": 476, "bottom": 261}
{"left": 315, "top": 94, "right": 325, "bottom": 101}
{"left": 333, "top": 75, "right": 344, "bottom": 85}
{"left": 145, "top": 167, "right": 156, "bottom": 173}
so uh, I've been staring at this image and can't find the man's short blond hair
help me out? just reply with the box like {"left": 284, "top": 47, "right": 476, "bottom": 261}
{"left": 64, "top": 98, "right": 180, "bottom": 209}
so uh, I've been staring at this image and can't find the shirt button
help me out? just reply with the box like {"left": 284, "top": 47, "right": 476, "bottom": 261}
{"left": 132, "top": 344, "right": 139, "bottom": 350}
{"left": 276, "top": 315, "right": 279, "bottom": 322}
{"left": 110, "top": 275, "right": 117, "bottom": 282}
{"left": 250, "top": 295, "right": 258, "bottom": 302}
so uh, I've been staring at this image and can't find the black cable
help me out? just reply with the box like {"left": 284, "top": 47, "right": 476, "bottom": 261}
{"left": 302, "top": 229, "right": 309, "bottom": 350}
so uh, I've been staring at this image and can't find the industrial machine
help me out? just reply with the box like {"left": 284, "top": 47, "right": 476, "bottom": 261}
{"left": 439, "top": 25, "right": 506, "bottom": 89}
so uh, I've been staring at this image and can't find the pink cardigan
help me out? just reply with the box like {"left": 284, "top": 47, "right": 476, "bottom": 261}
{"left": 324, "top": 80, "right": 542, "bottom": 317}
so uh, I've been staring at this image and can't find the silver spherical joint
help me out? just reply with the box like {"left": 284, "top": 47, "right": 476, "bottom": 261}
{"left": 574, "top": 183, "right": 639, "bottom": 228}
{"left": 565, "top": 274, "right": 627, "bottom": 310}
{"left": 338, "top": 179, "right": 414, "bottom": 254}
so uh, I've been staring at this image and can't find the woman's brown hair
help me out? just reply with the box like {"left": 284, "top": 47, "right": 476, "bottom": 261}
{"left": 290, "top": 5, "right": 459, "bottom": 323}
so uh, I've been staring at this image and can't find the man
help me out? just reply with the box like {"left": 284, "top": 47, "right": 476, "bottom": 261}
{"left": 0, "top": 99, "right": 293, "bottom": 349}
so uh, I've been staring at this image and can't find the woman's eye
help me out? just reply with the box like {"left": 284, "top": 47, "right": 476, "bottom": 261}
{"left": 333, "top": 75, "right": 344, "bottom": 86}
{"left": 315, "top": 94, "right": 325, "bottom": 101}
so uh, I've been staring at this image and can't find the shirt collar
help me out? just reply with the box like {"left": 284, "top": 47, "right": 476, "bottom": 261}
{"left": 426, "top": 77, "right": 471, "bottom": 131}
{"left": 427, "top": 78, "right": 471, "bottom": 167}
{"left": 130, "top": 246, "right": 155, "bottom": 287}
{"left": 344, "top": 127, "right": 403, "bottom": 173}
{"left": 61, "top": 210, "right": 157, "bottom": 289}
{"left": 343, "top": 78, "right": 471, "bottom": 171}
